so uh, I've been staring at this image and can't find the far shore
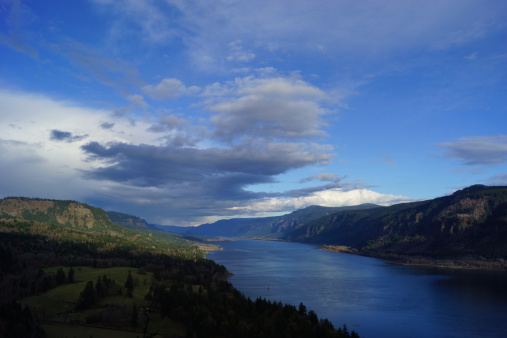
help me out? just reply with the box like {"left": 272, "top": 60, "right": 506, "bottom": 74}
{"left": 200, "top": 238, "right": 507, "bottom": 272}
{"left": 320, "top": 245, "right": 507, "bottom": 272}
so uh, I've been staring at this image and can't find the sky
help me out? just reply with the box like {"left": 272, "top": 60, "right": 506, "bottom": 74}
{"left": 1, "top": 0, "right": 506, "bottom": 226}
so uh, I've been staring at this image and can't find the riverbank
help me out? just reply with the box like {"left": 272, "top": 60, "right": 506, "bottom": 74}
{"left": 196, "top": 242, "right": 223, "bottom": 252}
{"left": 320, "top": 245, "right": 507, "bottom": 271}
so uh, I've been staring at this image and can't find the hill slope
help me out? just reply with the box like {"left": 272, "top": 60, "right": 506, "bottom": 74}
{"left": 0, "top": 199, "right": 359, "bottom": 338}
{"left": 286, "top": 185, "right": 507, "bottom": 260}
{"left": 106, "top": 210, "right": 158, "bottom": 230}
{"left": 0, "top": 197, "right": 200, "bottom": 258}
{"left": 1, "top": 197, "right": 118, "bottom": 232}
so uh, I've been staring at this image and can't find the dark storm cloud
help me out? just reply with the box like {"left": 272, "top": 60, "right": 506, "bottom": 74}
{"left": 79, "top": 166, "right": 278, "bottom": 225}
{"left": 50, "top": 129, "right": 88, "bottom": 142}
{"left": 80, "top": 140, "right": 332, "bottom": 188}
{"left": 78, "top": 139, "right": 331, "bottom": 223}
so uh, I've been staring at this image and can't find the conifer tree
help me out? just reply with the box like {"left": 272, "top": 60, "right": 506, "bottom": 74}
{"left": 68, "top": 267, "right": 75, "bottom": 283}
{"left": 125, "top": 271, "right": 134, "bottom": 297}
{"left": 56, "top": 268, "right": 66, "bottom": 284}
{"left": 96, "top": 276, "right": 105, "bottom": 298}
{"left": 131, "top": 304, "right": 138, "bottom": 327}
{"left": 76, "top": 281, "right": 97, "bottom": 309}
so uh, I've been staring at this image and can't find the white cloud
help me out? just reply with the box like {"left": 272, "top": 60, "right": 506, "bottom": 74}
{"left": 0, "top": 89, "right": 158, "bottom": 199}
{"left": 0, "top": 89, "right": 155, "bottom": 145}
{"left": 142, "top": 78, "right": 200, "bottom": 100}
{"left": 128, "top": 94, "right": 148, "bottom": 108}
{"left": 232, "top": 188, "right": 413, "bottom": 214}
{"left": 226, "top": 40, "right": 255, "bottom": 62}
{"left": 207, "top": 74, "right": 330, "bottom": 141}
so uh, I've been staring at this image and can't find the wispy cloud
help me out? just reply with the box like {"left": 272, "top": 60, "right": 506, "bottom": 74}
{"left": 89, "top": 0, "right": 507, "bottom": 69}
{"left": 142, "top": 78, "right": 200, "bottom": 101}
{"left": 0, "top": 0, "right": 39, "bottom": 58}
{"left": 378, "top": 153, "right": 398, "bottom": 167}
{"left": 485, "top": 173, "right": 507, "bottom": 186}
{"left": 226, "top": 40, "right": 255, "bottom": 62}
{"left": 300, "top": 173, "right": 347, "bottom": 183}
{"left": 47, "top": 37, "right": 142, "bottom": 98}
{"left": 439, "top": 135, "right": 507, "bottom": 166}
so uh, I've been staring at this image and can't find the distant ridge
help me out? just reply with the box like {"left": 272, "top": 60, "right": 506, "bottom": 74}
{"left": 106, "top": 210, "right": 159, "bottom": 231}
{"left": 286, "top": 185, "right": 507, "bottom": 263}
{"left": 3, "top": 184, "right": 506, "bottom": 268}
{"left": 179, "top": 204, "right": 382, "bottom": 238}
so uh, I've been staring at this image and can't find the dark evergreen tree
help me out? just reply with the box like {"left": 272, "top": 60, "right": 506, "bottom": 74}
{"left": 96, "top": 276, "right": 105, "bottom": 298}
{"left": 76, "top": 281, "right": 97, "bottom": 310}
{"left": 55, "top": 267, "right": 66, "bottom": 284}
{"left": 67, "top": 267, "right": 75, "bottom": 283}
{"left": 0, "top": 302, "right": 46, "bottom": 338}
{"left": 131, "top": 304, "right": 138, "bottom": 327}
{"left": 298, "top": 302, "right": 307, "bottom": 315}
{"left": 125, "top": 271, "right": 134, "bottom": 297}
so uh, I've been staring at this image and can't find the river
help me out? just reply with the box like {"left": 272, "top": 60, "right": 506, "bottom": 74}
{"left": 207, "top": 239, "right": 507, "bottom": 338}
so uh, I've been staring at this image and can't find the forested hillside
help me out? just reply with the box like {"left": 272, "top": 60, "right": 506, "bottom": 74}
{"left": 1, "top": 197, "right": 118, "bottom": 232}
{"left": 0, "top": 197, "right": 359, "bottom": 337}
{"left": 286, "top": 185, "right": 507, "bottom": 266}
{"left": 106, "top": 210, "right": 153, "bottom": 230}
{"left": 0, "top": 197, "right": 200, "bottom": 257}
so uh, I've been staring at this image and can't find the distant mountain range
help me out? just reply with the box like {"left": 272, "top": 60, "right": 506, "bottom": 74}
{"left": 2, "top": 184, "right": 506, "bottom": 267}
{"left": 155, "top": 185, "right": 507, "bottom": 264}
{"left": 171, "top": 204, "right": 381, "bottom": 238}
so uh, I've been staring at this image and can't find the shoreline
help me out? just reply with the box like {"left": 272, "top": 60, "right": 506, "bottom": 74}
{"left": 202, "top": 238, "right": 507, "bottom": 272}
{"left": 320, "top": 245, "right": 507, "bottom": 272}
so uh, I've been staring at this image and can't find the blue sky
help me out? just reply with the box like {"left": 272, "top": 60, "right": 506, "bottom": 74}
{"left": 1, "top": 0, "right": 506, "bottom": 226}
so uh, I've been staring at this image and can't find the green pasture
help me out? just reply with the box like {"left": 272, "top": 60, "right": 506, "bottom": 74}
{"left": 22, "top": 266, "right": 185, "bottom": 337}
{"left": 42, "top": 323, "right": 143, "bottom": 338}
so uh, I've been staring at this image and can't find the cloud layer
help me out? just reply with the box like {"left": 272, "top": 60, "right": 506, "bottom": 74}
{"left": 1, "top": 0, "right": 506, "bottom": 225}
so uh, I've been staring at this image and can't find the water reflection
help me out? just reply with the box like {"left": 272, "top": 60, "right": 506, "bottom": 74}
{"left": 208, "top": 240, "right": 507, "bottom": 338}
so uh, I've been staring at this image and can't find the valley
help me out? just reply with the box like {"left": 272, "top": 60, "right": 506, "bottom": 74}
{"left": 1, "top": 184, "right": 507, "bottom": 337}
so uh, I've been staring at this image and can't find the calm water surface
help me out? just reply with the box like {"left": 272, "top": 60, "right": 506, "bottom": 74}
{"left": 207, "top": 240, "right": 507, "bottom": 338}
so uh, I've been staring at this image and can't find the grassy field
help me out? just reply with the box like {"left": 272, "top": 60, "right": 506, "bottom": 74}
{"left": 42, "top": 323, "right": 144, "bottom": 338}
{"left": 22, "top": 266, "right": 185, "bottom": 338}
